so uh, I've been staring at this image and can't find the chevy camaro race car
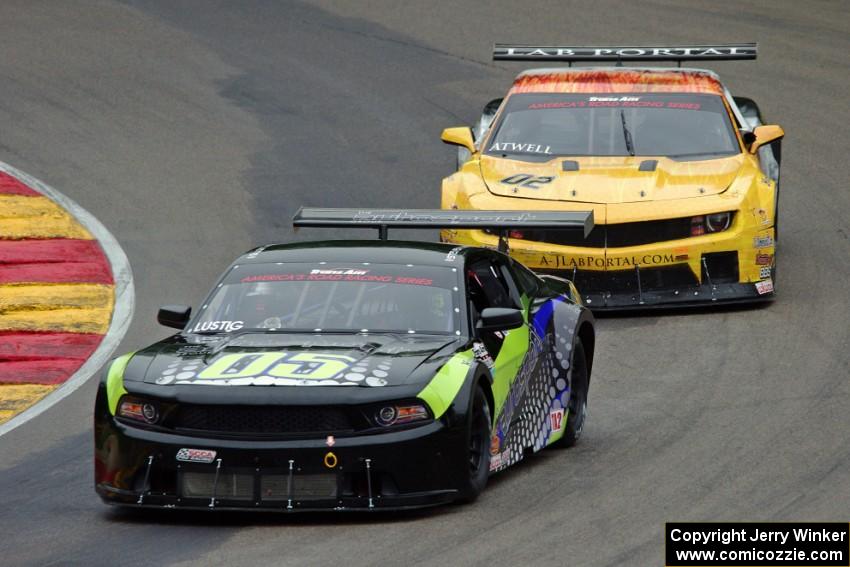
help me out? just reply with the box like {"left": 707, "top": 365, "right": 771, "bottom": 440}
{"left": 95, "top": 209, "right": 596, "bottom": 511}
{"left": 440, "top": 44, "right": 784, "bottom": 309}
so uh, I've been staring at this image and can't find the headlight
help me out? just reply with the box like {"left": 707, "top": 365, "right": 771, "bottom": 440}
{"left": 691, "top": 212, "right": 733, "bottom": 236}
{"left": 373, "top": 403, "right": 430, "bottom": 427}
{"left": 118, "top": 397, "right": 160, "bottom": 425}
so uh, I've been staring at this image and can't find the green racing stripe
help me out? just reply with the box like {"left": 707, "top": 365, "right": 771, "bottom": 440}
{"left": 417, "top": 349, "right": 474, "bottom": 419}
{"left": 490, "top": 294, "right": 531, "bottom": 417}
{"left": 106, "top": 352, "right": 134, "bottom": 415}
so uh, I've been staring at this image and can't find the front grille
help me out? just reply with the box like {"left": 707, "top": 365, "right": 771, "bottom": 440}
{"left": 172, "top": 405, "right": 356, "bottom": 436}
{"left": 494, "top": 216, "right": 694, "bottom": 248}
{"left": 701, "top": 251, "right": 739, "bottom": 283}
{"left": 260, "top": 473, "right": 338, "bottom": 501}
{"left": 182, "top": 471, "right": 253, "bottom": 500}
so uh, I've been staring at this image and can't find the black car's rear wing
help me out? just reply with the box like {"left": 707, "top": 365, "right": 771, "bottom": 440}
{"left": 293, "top": 207, "right": 594, "bottom": 252}
{"left": 493, "top": 43, "right": 757, "bottom": 65}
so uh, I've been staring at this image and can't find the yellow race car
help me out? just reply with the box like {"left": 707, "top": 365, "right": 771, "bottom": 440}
{"left": 440, "top": 43, "right": 783, "bottom": 310}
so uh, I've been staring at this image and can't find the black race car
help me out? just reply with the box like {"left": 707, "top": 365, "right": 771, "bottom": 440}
{"left": 95, "top": 209, "right": 597, "bottom": 511}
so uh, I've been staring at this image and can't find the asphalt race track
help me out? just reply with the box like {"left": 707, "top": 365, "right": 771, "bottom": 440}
{"left": 1, "top": 1, "right": 849, "bottom": 565}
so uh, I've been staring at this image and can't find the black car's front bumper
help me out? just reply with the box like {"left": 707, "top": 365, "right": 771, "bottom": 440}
{"left": 95, "top": 401, "right": 466, "bottom": 512}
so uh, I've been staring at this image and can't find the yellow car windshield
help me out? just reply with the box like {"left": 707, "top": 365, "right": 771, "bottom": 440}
{"left": 486, "top": 93, "right": 739, "bottom": 160}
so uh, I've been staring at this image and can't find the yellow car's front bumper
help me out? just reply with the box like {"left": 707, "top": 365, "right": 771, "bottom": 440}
{"left": 442, "top": 219, "right": 776, "bottom": 310}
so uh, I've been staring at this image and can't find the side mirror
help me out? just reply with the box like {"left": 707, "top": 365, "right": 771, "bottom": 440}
{"left": 749, "top": 125, "right": 784, "bottom": 154}
{"left": 477, "top": 307, "right": 524, "bottom": 332}
{"left": 158, "top": 305, "right": 191, "bottom": 329}
{"left": 441, "top": 127, "right": 476, "bottom": 154}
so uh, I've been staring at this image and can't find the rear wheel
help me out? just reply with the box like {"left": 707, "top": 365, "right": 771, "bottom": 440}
{"left": 458, "top": 386, "right": 491, "bottom": 503}
{"left": 556, "top": 340, "right": 588, "bottom": 448}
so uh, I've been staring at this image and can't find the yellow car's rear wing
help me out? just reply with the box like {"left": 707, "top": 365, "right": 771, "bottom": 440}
{"left": 293, "top": 207, "right": 594, "bottom": 252}
{"left": 493, "top": 43, "right": 757, "bottom": 65}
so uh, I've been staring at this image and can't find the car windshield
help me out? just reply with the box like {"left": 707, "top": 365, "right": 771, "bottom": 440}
{"left": 191, "top": 262, "right": 460, "bottom": 335}
{"left": 486, "top": 93, "right": 739, "bottom": 160}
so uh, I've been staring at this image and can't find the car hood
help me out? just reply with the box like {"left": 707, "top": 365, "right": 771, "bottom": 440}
{"left": 133, "top": 333, "right": 463, "bottom": 388}
{"left": 479, "top": 153, "right": 745, "bottom": 204}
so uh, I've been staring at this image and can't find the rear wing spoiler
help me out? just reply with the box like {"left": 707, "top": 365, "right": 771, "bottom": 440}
{"left": 293, "top": 207, "right": 594, "bottom": 252}
{"left": 493, "top": 43, "right": 757, "bottom": 65}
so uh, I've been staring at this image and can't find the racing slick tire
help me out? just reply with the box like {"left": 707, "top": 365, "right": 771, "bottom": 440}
{"left": 553, "top": 340, "right": 588, "bottom": 448}
{"left": 458, "top": 385, "right": 492, "bottom": 503}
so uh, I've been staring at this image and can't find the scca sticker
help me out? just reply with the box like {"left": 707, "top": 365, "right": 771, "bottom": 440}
{"left": 176, "top": 448, "right": 216, "bottom": 463}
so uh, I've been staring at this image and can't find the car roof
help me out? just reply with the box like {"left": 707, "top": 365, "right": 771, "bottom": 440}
{"left": 509, "top": 66, "right": 725, "bottom": 95}
{"left": 238, "top": 240, "right": 477, "bottom": 266}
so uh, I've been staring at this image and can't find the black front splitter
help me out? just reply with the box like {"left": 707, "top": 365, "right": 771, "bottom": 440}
{"left": 97, "top": 483, "right": 457, "bottom": 512}
{"left": 579, "top": 282, "right": 774, "bottom": 312}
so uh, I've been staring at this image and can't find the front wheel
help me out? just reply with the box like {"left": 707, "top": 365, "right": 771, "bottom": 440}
{"left": 457, "top": 386, "right": 491, "bottom": 503}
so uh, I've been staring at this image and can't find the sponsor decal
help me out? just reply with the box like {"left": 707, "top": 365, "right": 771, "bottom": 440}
{"left": 499, "top": 174, "right": 554, "bottom": 190}
{"left": 753, "top": 235, "right": 774, "bottom": 248}
{"left": 489, "top": 450, "right": 512, "bottom": 472}
{"left": 394, "top": 276, "right": 434, "bottom": 286}
{"left": 755, "top": 279, "right": 774, "bottom": 295}
{"left": 192, "top": 320, "right": 244, "bottom": 333}
{"left": 755, "top": 253, "right": 772, "bottom": 265}
{"left": 550, "top": 408, "right": 565, "bottom": 433}
{"left": 176, "top": 448, "right": 217, "bottom": 463}
{"left": 496, "top": 45, "right": 756, "bottom": 59}
{"left": 490, "top": 435, "right": 501, "bottom": 456}
{"left": 759, "top": 266, "right": 772, "bottom": 280}
{"left": 472, "top": 341, "right": 495, "bottom": 369}
{"left": 539, "top": 253, "right": 675, "bottom": 269}
{"left": 489, "top": 142, "right": 552, "bottom": 154}
{"left": 241, "top": 273, "right": 433, "bottom": 285}
{"left": 489, "top": 451, "right": 502, "bottom": 472}
{"left": 352, "top": 209, "right": 541, "bottom": 225}
{"left": 756, "top": 208, "right": 770, "bottom": 225}
{"left": 527, "top": 98, "right": 700, "bottom": 110}
{"left": 310, "top": 268, "right": 369, "bottom": 276}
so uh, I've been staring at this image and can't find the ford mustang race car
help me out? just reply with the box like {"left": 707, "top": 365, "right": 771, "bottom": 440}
{"left": 95, "top": 208, "right": 596, "bottom": 511}
{"left": 440, "top": 43, "right": 784, "bottom": 310}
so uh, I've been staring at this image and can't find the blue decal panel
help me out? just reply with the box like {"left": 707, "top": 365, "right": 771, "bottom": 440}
{"left": 489, "top": 296, "right": 578, "bottom": 473}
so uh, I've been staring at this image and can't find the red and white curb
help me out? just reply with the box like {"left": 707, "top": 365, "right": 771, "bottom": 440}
{"left": 0, "top": 162, "right": 134, "bottom": 437}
